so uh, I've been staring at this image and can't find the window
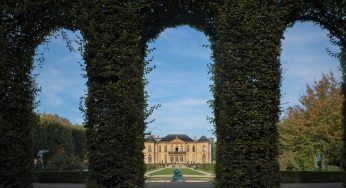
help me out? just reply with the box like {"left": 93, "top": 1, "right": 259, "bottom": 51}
{"left": 148, "top": 145, "right": 151, "bottom": 152}
{"left": 202, "top": 145, "right": 206, "bottom": 152}
{"left": 180, "top": 146, "right": 183, "bottom": 152}
{"left": 171, "top": 146, "right": 174, "bottom": 152}
{"left": 192, "top": 145, "right": 195, "bottom": 152}
{"left": 164, "top": 145, "right": 167, "bottom": 152}
{"left": 175, "top": 146, "right": 178, "bottom": 152}
{"left": 175, "top": 155, "right": 178, "bottom": 162}
{"left": 202, "top": 154, "right": 206, "bottom": 163}
{"left": 187, "top": 145, "right": 190, "bottom": 152}
{"left": 148, "top": 154, "right": 152, "bottom": 163}
{"left": 170, "top": 156, "right": 174, "bottom": 163}
{"left": 158, "top": 145, "right": 161, "bottom": 152}
{"left": 180, "top": 155, "right": 183, "bottom": 162}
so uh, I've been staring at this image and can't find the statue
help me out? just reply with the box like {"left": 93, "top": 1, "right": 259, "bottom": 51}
{"left": 36, "top": 150, "right": 49, "bottom": 171}
{"left": 172, "top": 169, "right": 184, "bottom": 182}
{"left": 316, "top": 150, "right": 323, "bottom": 171}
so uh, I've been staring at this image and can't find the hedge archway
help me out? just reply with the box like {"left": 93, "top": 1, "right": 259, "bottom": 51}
{"left": 1, "top": 1, "right": 345, "bottom": 188}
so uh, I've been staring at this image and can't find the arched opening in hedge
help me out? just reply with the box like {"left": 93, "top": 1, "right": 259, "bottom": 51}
{"left": 145, "top": 25, "right": 214, "bottom": 137}
{"left": 2, "top": 2, "right": 345, "bottom": 188}
{"left": 279, "top": 22, "right": 343, "bottom": 171}
{"left": 32, "top": 29, "right": 87, "bottom": 171}
{"left": 143, "top": 25, "right": 215, "bottom": 166}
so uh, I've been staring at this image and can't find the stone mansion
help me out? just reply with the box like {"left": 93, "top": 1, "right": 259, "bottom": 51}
{"left": 144, "top": 134, "right": 215, "bottom": 164}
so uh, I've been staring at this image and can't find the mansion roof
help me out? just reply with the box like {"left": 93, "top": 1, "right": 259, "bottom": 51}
{"left": 146, "top": 134, "right": 210, "bottom": 143}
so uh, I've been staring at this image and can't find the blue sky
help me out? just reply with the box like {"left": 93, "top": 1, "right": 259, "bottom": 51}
{"left": 33, "top": 22, "right": 341, "bottom": 138}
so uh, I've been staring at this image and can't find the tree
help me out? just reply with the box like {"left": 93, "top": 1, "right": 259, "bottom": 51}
{"left": 33, "top": 114, "right": 87, "bottom": 170}
{"left": 278, "top": 72, "right": 343, "bottom": 170}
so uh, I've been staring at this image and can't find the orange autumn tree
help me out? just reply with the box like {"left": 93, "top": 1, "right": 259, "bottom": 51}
{"left": 279, "top": 72, "right": 343, "bottom": 170}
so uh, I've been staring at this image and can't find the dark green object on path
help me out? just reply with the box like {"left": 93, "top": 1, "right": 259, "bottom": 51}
{"left": 172, "top": 169, "right": 184, "bottom": 182}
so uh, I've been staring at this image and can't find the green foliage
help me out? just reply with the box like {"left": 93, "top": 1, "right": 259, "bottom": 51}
{"left": 195, "top": 163, "right": 215, "bottom": 174}
{"left": 280, "top": 171, "right": 344, "bottom": 183}
{"left": 1, "top": 1, "right": 345, "bottom": 188}
{"left": 33, "top": 114, "right": 87, "bottom": 171}
{"left": 46, "top": 152, "right": 84, "bottom": 171}
{"left": 34, "top": 114, "right": 86, "bottom": 160}
{"left": 278, "top": 72, "right": 343, "bottom": 171}
{"left": 33, "top": 171, "right": 88, "bottom": 183}
{"left": 212, "top": 1, "right": 285, "bottom": 187}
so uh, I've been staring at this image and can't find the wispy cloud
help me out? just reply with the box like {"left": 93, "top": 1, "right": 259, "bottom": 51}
{"left": 280, "top": 22, "right": 341, "bottom": 114}
{"left": 147, "top": 97, "right": 214, "bottom": 137}
{"left": 34, "top": 30, "right": 86, "bottom": 124}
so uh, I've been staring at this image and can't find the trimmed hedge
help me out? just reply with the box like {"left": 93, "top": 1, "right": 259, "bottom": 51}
{"left": 33, "top": 171, "right": 345, "bottom": 184}
{"left": 33, "top": 171, "right": 88, "bottom": 183}
{"left": 1, "top": 1, "right": 345, "bottom": 188}
{"left": 280, "top": 171, "right": 344, "bottom": 183}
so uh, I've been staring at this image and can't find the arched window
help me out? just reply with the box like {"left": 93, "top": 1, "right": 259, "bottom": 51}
{"left": 175, "top": 146, "right": 178, "bottom": 152}
{"left": 148, "top": 145, "right": 151, "bottom": 152}
{"left": 202, "top": 145, "right": 206, "bottom": 152}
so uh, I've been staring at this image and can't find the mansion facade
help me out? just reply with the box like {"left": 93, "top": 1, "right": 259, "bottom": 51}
{"left": 144, "top": 134, "right": 214, "bottom": 164}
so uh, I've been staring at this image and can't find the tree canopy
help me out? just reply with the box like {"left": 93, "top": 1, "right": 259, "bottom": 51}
{"left": 279, "top": 72, "right": 343, "bottom": 171}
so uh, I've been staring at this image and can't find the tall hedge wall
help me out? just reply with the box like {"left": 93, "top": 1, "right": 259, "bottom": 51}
{"left": 1, "top": 1, "right": 345, "bottom": 188}
{"left": 81, "top": 2, "right": 146, "bottom": 187}
{"left": 213, "top": 1, "right": 285, "bottom": 187}
{"left": 1, "top": 2, "right": 80, "bottom": 187}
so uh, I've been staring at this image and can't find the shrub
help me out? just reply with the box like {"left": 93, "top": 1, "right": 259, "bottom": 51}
{"left": 33, "top": 171, "right": 88, "bottom": 183}
{"left": 45, "top": 152, "right": 84, "bottom": 171}
{"left": 280, "top": 171, "right": 344, "bottom": 183}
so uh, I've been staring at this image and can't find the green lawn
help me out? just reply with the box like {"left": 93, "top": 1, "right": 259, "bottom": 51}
{"left": 195, "top": 168, "right": 214, "bottom": 174}
{"left": 146, "top": 168, "right": 160, "bottom": 173}
{"left": 149, "top": 168, "right": 205, "bottom": 176}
